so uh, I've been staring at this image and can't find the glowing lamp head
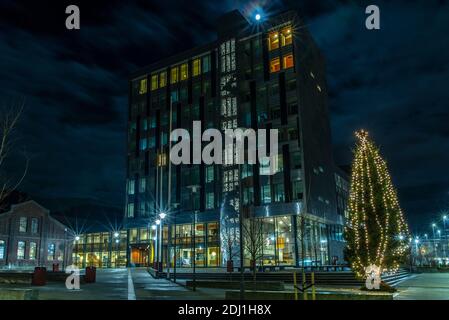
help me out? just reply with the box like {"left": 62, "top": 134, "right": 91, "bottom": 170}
{"left": 432, "top": 223, "right": 436, "bottom": 227}
{"left": 151, "top": 225, "right": 157, "bottom": 230}
{"left": 115, "top": 239, "right": 119, "bottom": 244}
{"left": 398, "top": 235, "right": 404, "bottom": 240}
{"left": 75, "top": 236, "right": 80, "bottom": 241}
{"left": 159, "top": 212, "right": 167, "bottom": 219}
{"left": 415, "top": 239, "right": 419, "bottom": 244}
{"left": 255, "top": 13, "right": 261, "bottom": 21}
{"left": 114, "top": 232, "right": 119, "bottom": 238}
{"left": 156, "top": 219, "right": 161, "bottom": 225}
{"left": 444, "top": 215, "right": 447, "bottom": 220}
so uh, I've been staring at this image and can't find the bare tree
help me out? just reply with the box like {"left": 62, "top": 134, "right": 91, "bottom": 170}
{"left": 220, "top": 212, "right": 239, "bottom": 270}
{"left": 242, "top": 216, "right": 264, "bottom": 281}
{"left": 0, "top": 101, "right": 29, "bottom": 208}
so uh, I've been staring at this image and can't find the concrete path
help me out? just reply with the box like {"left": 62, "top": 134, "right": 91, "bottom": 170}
{"left": 130, "top": 268, "right": 225, "bottom": 300}
{"left": 394, "top": 273, "right": 449, "bottom": 300}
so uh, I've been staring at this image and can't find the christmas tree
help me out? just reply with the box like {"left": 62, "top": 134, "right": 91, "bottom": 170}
{"left": 344, "top": 130, "right": 410, "bottom": 278}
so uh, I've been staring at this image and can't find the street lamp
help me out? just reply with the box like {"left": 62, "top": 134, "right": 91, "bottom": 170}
{"left": 158, "top": 212, "right": 167, "bottom": 272}
{"left": 441, "top": 214, "right": 447, "bottom": 261}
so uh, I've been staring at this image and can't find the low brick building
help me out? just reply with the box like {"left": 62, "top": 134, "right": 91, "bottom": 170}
{"left": 0, "top": 200, "right": 72, "bottom": 269}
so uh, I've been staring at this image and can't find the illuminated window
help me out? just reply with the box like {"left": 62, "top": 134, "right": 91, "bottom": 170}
{"left": 180, "top": 63, "right": 188, "bottom": 80}
{"left": 47, "top": 243, "right": 55, "bottom": 260}
{"left": 193, "top": 58, "right": 201, "bottom": 76}
{"left": 127, "top": 203, "right": 134, "bottom": 218}
{"left": 139, "top": 79, "right": 147, "bottom": 94}
{"left": 0, "top": 240, "right": 5, "bottom": 260}
{"left": 29, "top": 242, "right": 37, "bottom": 260}
{"left": 202, "top": 55, "right": 210, "bottom": 73}
{"left": 159, "top": 71, "right": 167, "bottom": 87}
{"left": 17, "top": 241, "right": 25, "bottom": 260}
{"left": 270, "top": 57, "right": 281, "bottom": 73}
{"left": 283, "top": 54, "right": 294, "bottom": 69}
{"left": 19, "top": 217, "right": 27, "bottom": 232}
{"left": 268, "top": 32, "right": 279, "bottom": 51}
{"left": 281, "top": 27, "right": 292, "bottom": 46}
{"left": 170, "top": 67, "right": 179, "bottom": 84}
{"left": 151, "top": 75, "right": 158, "bottom": 91}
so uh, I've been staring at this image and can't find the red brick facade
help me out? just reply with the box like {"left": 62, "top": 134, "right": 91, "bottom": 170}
{"left": 0, "top": 200, "right": 72, "bottom": 269}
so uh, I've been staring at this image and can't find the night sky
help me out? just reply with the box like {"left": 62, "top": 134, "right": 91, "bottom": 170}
{"left": 0, "top": 0, "right": 448, "bottom": 232}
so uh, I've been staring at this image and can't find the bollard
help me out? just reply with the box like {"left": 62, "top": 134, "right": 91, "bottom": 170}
{"left": 32, "top": 267, "right": 47, "bottom": 286}
{"left": 311, "top": 272, "right": 316, "bottom": 300}
{"left": 302, "top": 270, "right": 308, "bottom": 300}
{"left": 293, "top": 272, "right": 298, "bottom": 300}
{"left": 85, "top": 266, "right": 97, "bottom": 283}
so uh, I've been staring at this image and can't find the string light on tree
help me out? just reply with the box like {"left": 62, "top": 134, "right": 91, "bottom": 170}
{"left": 344, "top": 130, "right": 410, "bottom": 278}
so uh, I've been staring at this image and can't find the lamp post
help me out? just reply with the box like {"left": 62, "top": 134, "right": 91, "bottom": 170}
{"left": 75, "top": 235, "right": 80, "bottom": 266}
{"left": 432, "top": 223, "right": 437, "bottom": 261}
{"left": 171, "top": 203, "right": 180, "bottom": 283}
{"left": 159, "top": 212, "right": 167, "bottom": 272}
{"left": 155, "top": 219, "right": 161, "bottom": 271}
{"left": 187, "top": 185, "right": 201, "bottom": 291}
{"left": 151, "top": 224, "right": 157, "bottom": 269}
{"left": 414, "top": 238, "right": 420, "bottom": 267}
{"left": 238, "top": 162, "right": 245, "bottom": 300}
{"left": 113, "top": 232, "right": 120, "bottom": 267}
{"left": 441, "top": 215, "right": 447, "bottom": 259}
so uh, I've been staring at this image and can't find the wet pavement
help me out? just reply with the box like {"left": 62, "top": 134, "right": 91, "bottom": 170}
{"left": 394, "top": 273, "right": 449, "bottom": 300}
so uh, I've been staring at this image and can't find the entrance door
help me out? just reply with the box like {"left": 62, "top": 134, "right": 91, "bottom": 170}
{"left": 130, "top": 246, "right": 149, "bottom": 267}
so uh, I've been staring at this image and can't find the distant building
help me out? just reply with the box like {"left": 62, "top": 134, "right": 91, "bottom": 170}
{"left": 0, "top": 200, "right": 72, "bottom": 269}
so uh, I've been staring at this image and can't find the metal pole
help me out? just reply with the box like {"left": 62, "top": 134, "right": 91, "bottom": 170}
{"left": 441, "top": 218, "right": 447, "bottom": 259}
{"left": 238, "top": 163, "right": 245, "bottom": 300}
{"left": 174, "top": 212, "right": 177, "bottom": 283}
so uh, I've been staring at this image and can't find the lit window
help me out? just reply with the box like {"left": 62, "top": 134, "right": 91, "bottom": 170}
{"left": 17, "top": 241, "right": 25, "bottom": 259}
{"left": 270, "top": 57, "right": 281, "bottom": 73}
{"left": 151, "top": 74, "right": 158, "bottom": 91}
{"left": 0, "top": 240, "right": 5, "bottom": 260}
{"left": 268, "top": 32, "right": 279, "bottom": 51}
{"left": 283, "top": 54, "right": 294, "bottom": 69}
{"left": 281, "top": 27, "right": 292, "bottom": 46}
{"left": 29, "top": 242, "right": 37, "bottom": 260}
{"left": 180, "top": 63, "right": 188, "bottom": 80}
{"left": 139, "top": 138, "right": 147, "bottom": 151}
{"left": 170, "top": 67, "right": 179, "bottom": 84}
{"left": 127, "top": 203, "right": 134, "bottom": 218}
{"left": 47, "top": 243, "right": 55, "bottom": 260}
{"left": 31, "top": 218, "right": 38, "bottom": 234}
{"left": 139, "top": 79, "right": 147, "bottom": 94}
{"left": 206, "top": 166, "right": 214, "bottom": 183}
{"left": 140, "top": 178, "right": 146, "bottom": 193}
{"left": 206, "top": 193, "right": 214, "bottom": 209}
{"left": 202, "top": 55, "right": 210, "bottom": 73}
{"left": 193, "top": 58, "right": 201, "bottom": 76}
{"left": 159, "top": 72, "right": 167, "bottom": 87}
{"left": 127, "top": 179, "right": 135, "bottom": 195}
{"left": 19, "top": 217, "right": 27, "bottom": 232}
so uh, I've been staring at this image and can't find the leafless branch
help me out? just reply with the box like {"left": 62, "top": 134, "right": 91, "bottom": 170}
{"left": 0, "top": 99, "right": 28, "bottom": 206}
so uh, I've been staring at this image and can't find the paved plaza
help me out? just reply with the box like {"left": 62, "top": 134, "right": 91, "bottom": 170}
{"left": 2, "top": 269, "right": 449, "bottom": 300}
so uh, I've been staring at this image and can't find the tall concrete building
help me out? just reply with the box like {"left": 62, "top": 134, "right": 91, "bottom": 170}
{"left": 124, "top": 9, "right": 347, "bottom": 269}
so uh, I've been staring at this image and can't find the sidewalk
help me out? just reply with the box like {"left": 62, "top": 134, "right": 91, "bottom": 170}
{"left": 130, "top": 268, "right": 225, "bottom": 300}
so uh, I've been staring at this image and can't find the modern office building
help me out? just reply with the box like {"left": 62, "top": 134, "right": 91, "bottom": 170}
{"left": 122, "top": 9, "right": 348, "bottom": 269}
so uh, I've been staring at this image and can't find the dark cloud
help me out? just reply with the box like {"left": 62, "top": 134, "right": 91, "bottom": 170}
{"left": 0, "top": 0, "right": 448, "bottom": 233}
